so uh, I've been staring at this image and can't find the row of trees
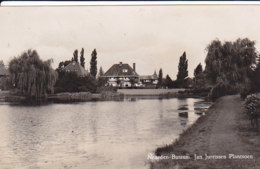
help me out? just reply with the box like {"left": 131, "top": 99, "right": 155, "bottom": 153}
{"left": 58, "top": 48, "right": 98, "bottom": 78}
{"left": 7, "top": 38, "right": 260, "bottom": 100}
{"left": 195, "top": 38, "right": 259, "bottom": 99}
{"left": 71, "top": 48, "right": 85, "bottom": 68}
{"left": 55, "top": 48, "right": 101, "bottom": 93}
{"left": 157, "top": 52, "right": 190, "bottom": 89}
{"left": 156, "top": 38, "right": 260, "bottom": 100}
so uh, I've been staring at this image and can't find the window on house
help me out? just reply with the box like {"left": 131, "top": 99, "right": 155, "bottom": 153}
{"left": 123, "top": 69, "right": 128, "bottom": 72}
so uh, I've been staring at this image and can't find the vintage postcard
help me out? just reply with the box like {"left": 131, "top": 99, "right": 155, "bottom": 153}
{"left": 0, "top": 2, "right": 259, "bottom": 169}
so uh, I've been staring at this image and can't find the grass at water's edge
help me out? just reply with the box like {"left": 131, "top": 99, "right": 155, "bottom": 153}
{"left": 0, "top": 89, "right": 208, "bottom": 104}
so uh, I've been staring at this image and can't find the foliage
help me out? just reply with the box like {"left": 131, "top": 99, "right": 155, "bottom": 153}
{"left": 90, "top": 49, "right": 97, "bottom": 78}
{"left": 205, "top": 38, "right": 257, "bottom": 85}
{"left": 8, "top": 49, "right": 57, "bottom": 99}
{"left": 97, "top": 67, "right": 106, "bottom": 87}
{"left": 64, "top": 60, "right": 71, "bottom": 67}
{"left": 99, "top": 66, "right": 104, "bottom": 77}
{"left": 194, "top": 63, "right": 203, "bottom": 78}
{"left": 73, "top": 50, "right": 78, "bottom": 62}
{"left": 165, "top": 74, "right": 174, "bottom": 88}
{"left": 55, "top": 70, "right": 97, "bottom": 93}
{"left": 80, "top": 48, "right": 85, "bottom": 68}
{"left": 96, "top": 86, "right": 117, "bottom": 93}
{"left": 97, "top": 76, "right": 107, "bottom": 87}
{"left": 193, "top": 72, "right": 207, "bottom": 89}
{"left": 158, "top": 68, "right": 163, "bottom": 87}
{"left": 244, "top": 94, "right": 259, "bottom": 115}
{"left": 58, "top": 62, "right": 64, "bottom": 69}
{"left": 205, "top": 38, "right": 258, "bottom": 99}
{"left": 177, "top": 52, "right": 188, "bottom": 85}
{"left": 209, "top": 81, "right": 237, "bottom": 101}
{"left": 184, "top": 77, "right": 193, "bottom": 88}
{"left": 244, "top": 94, "right": 260, "bottom": 129}
{"left": 252, "top": 60, "right": 260, "bottom": 92}
{"left": 57, "top": 60, "right": 71, "bottom": 70}
{"left": 0, "top": 77, "right": 11, "bottom": 90}
{"left": 193, "top": 63, "right": 207, "bottom": 89}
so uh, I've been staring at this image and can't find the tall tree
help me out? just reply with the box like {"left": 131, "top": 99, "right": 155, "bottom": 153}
{"left": 73, "top": 49, "right": 78, "bottom": 62}
{"left": 99, "top": 66, "right": 104, "bottom": 77}
{"left": 97, "top": 66, "right": 106, "bottom": 87}
{"left": 193, "top": 63, "right": 206, "bottom": 88}
{"left": 158, "top": 68, "right": 163, "bottom": 87}
{"left": 9, "top": 49, "right": 57, "bottom": 99}
{"left": 205, "top": 38, "right": 258, "bottom": 99}
{"left": 80, "top": 48, "right": 85, "bottom": 68}
{"left": 90, "top": 49, "right": 97, "bottom": 77}
{"left": 176, "top": 52, "right": 188, "bottom": 88}
{"left": 165, "top": 74, "right": 173, "bottom": 88}
{"left": 177, "top": 52, "right": 188, "bottom": 81}
{"left": 205, "top": 38, "right": 257, "bottom": 87}
{"left": 194, "top": 63, "right": 203, "bottom": 78}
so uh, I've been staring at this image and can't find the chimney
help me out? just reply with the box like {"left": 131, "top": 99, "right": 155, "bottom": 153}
{"left": 133, "top": 63, "right": 136, "bottom": 72}
{"left": 119, "top": 62, "right": 122, "bottom": 66}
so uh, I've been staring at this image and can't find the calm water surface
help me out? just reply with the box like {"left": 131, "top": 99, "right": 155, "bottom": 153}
{"left": 0, "top": 98, "right": 211, "bottom": 169}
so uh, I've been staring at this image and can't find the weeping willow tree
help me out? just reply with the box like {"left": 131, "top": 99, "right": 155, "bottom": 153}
{"left": 9, "top": 50, "right": 58, "bottom": 99}
{"left": 205, "top": 38, "right": 258, "bottom": 98}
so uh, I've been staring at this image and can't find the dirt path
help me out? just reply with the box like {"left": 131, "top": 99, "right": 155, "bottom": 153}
{"left": 209, "top": 95, "right": 245, "bottom": 155}
{"left": 151, "top": 95, "right": 260, "bottom": 169}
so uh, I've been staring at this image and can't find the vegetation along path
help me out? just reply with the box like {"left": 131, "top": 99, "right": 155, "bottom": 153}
{"left": 151, "top": 95, "right": 260, "bottom": 169}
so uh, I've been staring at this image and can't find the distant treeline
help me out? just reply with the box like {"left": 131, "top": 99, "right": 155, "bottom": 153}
{"left": 153, "top": 38, "right": 260, "bottom": 100}
{"left": 3, "top": 38, "right": 260, "bottom": 100}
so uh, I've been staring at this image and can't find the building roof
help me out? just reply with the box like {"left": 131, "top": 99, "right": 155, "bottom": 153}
{"left": 140, "top": 75, "right": 157, "bottom": 80}
{"left": 103, "top": 62, "right": 138, "bottom": 77}
{"left": 64, "top": 61, "right": 88, "bottom": 77}
{"left": 0, "top": 62, "right": 8, "bottom": 76}
{"left": 140, "top": 72, "right": 157, "bottom": 80}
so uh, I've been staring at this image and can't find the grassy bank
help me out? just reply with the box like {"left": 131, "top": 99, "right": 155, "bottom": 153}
{"left": 48, "top": 91, "right": 124, "bottom": 102}
{"left": 0, "top": 90, "right": 124, "bottom": 103}
{"left": 0, "top": 88, "right": 208, "bottom": 104}
{"left": 117, "top": 88, "right": 210, "bottom": 99}
{"left": 0, "top": 87, "right": 210, "bottom": 104}
{"left": 117, "top": 89, "right": 185, "bottom": 96}
{"left": 150, "top": 95, "right": 260, "bottom": 169}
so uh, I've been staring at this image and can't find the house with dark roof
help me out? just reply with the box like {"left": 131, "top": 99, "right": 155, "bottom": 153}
{"left": 102, "top": 62, "right": 139, "bottom": 87}
{"left": 102, "top": 62, "right": 158, "bottom": 88}
{"left": 64, "top": 61, "right": 88, "bottom": 77}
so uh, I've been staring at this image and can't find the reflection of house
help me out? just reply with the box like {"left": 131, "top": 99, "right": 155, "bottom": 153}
{"left": 64, "top": 61, "right": 88, "bottom": 77}
{"left": 139, "top": 71, "right": 158, "bottom": 87}
{"left": 102, "top": 62, "right": 139, "bottom": 87}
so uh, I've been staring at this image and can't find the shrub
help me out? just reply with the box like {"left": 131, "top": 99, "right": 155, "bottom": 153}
{"left": 96, "top": 86, "right": 117, "bottom": 93}
{"left": 209, "top": 82, "right": 238, "bottom": 101}
{"left": 54, "top": 71, "right": 97, "bottom": 93}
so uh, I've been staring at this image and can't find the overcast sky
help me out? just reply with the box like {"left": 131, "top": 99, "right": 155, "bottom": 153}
{"left": 0, "top": 5, "right": 260, "bottom": 78}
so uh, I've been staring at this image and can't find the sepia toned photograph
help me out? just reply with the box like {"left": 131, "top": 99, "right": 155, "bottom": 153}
{"left": 0, "top": 3, "right": 259, "bottom": 169}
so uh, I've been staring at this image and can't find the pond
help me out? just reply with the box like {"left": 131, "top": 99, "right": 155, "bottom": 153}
{"left": 0, "top": 98, "right": 211, "bottom": 169}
